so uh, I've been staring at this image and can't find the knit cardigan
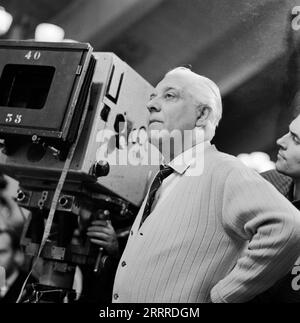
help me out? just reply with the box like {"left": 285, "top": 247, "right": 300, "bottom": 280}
{"left": 112, "top": 146, "right": 300, "bottom": 303}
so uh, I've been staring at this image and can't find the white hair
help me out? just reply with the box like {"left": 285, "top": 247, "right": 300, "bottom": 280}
{"left": 165, "top": 67, "right": 222, "bottom": 139}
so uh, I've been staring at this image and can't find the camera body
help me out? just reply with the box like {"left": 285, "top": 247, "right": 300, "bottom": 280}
{"left": 0, "top": 40, "right": 159, "bottom": 299}
{"left": 0, "top": 40, "right": 158, "bottom": 206}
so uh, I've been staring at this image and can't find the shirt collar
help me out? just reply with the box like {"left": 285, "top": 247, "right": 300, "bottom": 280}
{"left": 166, "top": 141, "right": 213, "bottom": 175}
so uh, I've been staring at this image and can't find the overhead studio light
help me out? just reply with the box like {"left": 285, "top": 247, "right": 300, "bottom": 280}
{"left": 35, "top": 23, "right": 65, "bottom": 42}
{"left": 0, "top": 6, "right": 13, "bottom": 36}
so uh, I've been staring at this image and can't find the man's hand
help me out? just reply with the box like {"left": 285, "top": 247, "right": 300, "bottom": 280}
{"left": 87, "top": 218, "right": 119, "bottom": 257}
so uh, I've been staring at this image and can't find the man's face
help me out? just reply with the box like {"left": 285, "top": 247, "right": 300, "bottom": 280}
{"left": 276, "top": 115, "right": 300, "bottom": 178}
{"left": 0, "top": 232, "right": 16, "bottom": 277}
{"left": 146, "top": 72, "right": 198, "bottom": 135}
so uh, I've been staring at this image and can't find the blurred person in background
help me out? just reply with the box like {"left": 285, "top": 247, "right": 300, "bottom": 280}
{"left": 0, "top": 173, "right": 35, "bottom": 303}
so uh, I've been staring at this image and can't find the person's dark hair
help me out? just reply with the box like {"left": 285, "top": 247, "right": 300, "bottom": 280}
{"left": 292, "top": 91, "right": 300, "bottom": 118}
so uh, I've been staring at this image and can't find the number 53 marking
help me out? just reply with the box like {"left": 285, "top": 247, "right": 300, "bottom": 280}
{"left": 5, "top": 113, "right": 22, "bottom": 124}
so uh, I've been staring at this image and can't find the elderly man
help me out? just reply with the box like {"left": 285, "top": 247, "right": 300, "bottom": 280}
{"left": 112, "top": 67, "right": 300, "bottom": 303}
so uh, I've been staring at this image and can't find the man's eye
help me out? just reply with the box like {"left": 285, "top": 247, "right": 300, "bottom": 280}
{"left": 165, "top": 93, "right": 175, "bottom": 99}
{"left": 291, "top": 134, "right": 300, "bottom": 144}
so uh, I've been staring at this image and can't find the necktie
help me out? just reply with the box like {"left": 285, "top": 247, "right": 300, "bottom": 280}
{"left": 139, "top": 165, "right": 174, "bottom": 228}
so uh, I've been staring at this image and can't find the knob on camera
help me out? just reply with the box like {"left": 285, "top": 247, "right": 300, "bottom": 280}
{"left": 90, "top": 160, "right": 110, "bottom": 178}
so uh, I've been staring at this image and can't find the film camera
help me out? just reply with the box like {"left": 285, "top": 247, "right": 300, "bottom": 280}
{"left": 0, "top": 40, "right": 158, "bottom": 302}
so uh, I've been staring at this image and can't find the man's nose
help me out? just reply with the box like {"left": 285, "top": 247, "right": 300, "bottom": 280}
{"left": 146, "top": 98, "right": 161, "bottom": 113}
{"left": 276, "top": 134, "right": 288, "bottom": 149}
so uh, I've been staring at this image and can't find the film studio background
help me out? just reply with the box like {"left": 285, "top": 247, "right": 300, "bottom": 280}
{"left": 1, "top": 0, "right": 300, "bottom": 169}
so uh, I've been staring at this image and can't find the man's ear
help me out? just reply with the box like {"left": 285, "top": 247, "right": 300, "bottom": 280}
{"left": 195, "top": 105, "right": 211, "bottom": 127}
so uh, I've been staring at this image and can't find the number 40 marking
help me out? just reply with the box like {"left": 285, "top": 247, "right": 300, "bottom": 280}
{"left": 25, "top": 51, "right": 41, "bottom": 60}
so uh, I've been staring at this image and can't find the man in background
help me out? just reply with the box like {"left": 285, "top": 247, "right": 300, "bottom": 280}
{"left": 253, "top": 114, "right": 300, "bottom": 302}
